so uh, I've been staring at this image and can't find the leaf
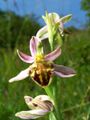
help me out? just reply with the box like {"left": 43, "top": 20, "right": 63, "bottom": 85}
{"left": 49, "top": 112, "right": 57, "bottom": 120}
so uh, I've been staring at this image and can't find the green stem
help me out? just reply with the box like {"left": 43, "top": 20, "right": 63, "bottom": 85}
{"left": 44, "top": 87, "right": 62, "bottom": 120}
{"left": 62, "top": 102, "right": 90, "bottom": 113}
{"left": 44, "top": 87, "right": 54, "bottom": 100}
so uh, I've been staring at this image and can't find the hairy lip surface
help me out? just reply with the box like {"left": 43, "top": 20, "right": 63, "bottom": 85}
{"left": 29, "top": 62, "right": 53, "bottom": 86}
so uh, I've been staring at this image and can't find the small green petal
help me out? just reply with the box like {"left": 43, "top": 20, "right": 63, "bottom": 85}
{"left": 60, "top": 14, "right": 72, "bottom": 23}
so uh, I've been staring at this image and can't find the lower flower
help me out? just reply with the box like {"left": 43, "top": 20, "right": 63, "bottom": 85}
{"left": 15, "top": 95, "right": 54, "bottom": 119}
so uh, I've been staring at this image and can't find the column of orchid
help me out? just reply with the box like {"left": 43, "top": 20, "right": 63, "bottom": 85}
{"left": 9, "top": 12, "right": 76, "bottom": 120}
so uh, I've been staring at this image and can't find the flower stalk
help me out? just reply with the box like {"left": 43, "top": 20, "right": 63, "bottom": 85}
{"left": 44, "top": 86, "right": 63, "bottom": 120}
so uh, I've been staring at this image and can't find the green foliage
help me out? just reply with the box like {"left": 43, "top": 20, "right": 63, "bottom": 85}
{"left": 0, "top": 11, "right": 90, "bottom": 120}
{"left": 0, "top": 11, "right": 41, "bottom": 49}
{"left": 81, "top": 0, "right": 90, "bottom": 28}
{"left": 0, "top": 29, "right": 90, "bottom": 120}
{"left": 81, "top": 0, "right": 90, "bottom": 18}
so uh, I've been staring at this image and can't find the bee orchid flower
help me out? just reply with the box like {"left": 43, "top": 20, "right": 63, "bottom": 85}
{"left": 9, "top": 36, "right": 76, "bottom": 87}
{"left": 15, "top": 95, "right": 54, "bottom": 119}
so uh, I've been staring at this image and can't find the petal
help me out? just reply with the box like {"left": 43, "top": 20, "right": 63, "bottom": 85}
{"left": 24, "top": 96, "right": 33, "bottom": 104}
{"left": 24, "top": 96, "right": 34, "bottom": 109}
{"left": 15, "top": 109, "right": 48, "bottom": 119}
{"left": 45, "top": 47, "right": 61, "bottom": 61}
{"left": 59, "top": 21, "right": 64, "bottom": 29}
{"left": 36, "top": 26, "right": 48, "bottom": 40}
{"left": 44, "top": 101, "right": 53, "bottom": 111}
{"left": 29, "top": 109, "right": 48, "bottom": 116}
{"left": 17, "top": 50, "right": 34, "bottom": 63}
{"left": 34, "top": 95, "right": 54, "bottom": 110}
{"left": 24, "top": 95, "right": 54, "bottom": 111}
{"left": 34, "top": 95, "right": 53, "bottom": 102}
{"left": 60, "top": 14, "right": 72, "bottom": 24}
{"left": 53, "top": 64, "right": 76, "bottom": 77}
{"left": 30, "top": 36, "right": 40, "bottom": 56}
{"left": 9, "top": 67, "right": 30, "bottom": 83}
{"left": 31, "top": 100, "right": 51, "bottom": 111}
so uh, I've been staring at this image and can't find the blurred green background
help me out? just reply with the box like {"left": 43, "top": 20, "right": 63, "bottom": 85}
{"left": 0, "top": 0, "right": 90, "bottom": 120}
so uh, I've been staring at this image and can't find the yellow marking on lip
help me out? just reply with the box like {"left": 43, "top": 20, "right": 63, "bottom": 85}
{"left": 39, "top": 74, "right": 43, "bottom": 83}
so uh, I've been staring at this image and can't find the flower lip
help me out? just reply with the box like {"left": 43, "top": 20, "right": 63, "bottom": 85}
{"left": 29, "top": 61, "right": 54, "bottom": 87}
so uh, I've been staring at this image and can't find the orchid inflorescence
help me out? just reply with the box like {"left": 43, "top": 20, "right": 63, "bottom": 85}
{"left": 9, "top": 12, "right": 76, "bottom": 119}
